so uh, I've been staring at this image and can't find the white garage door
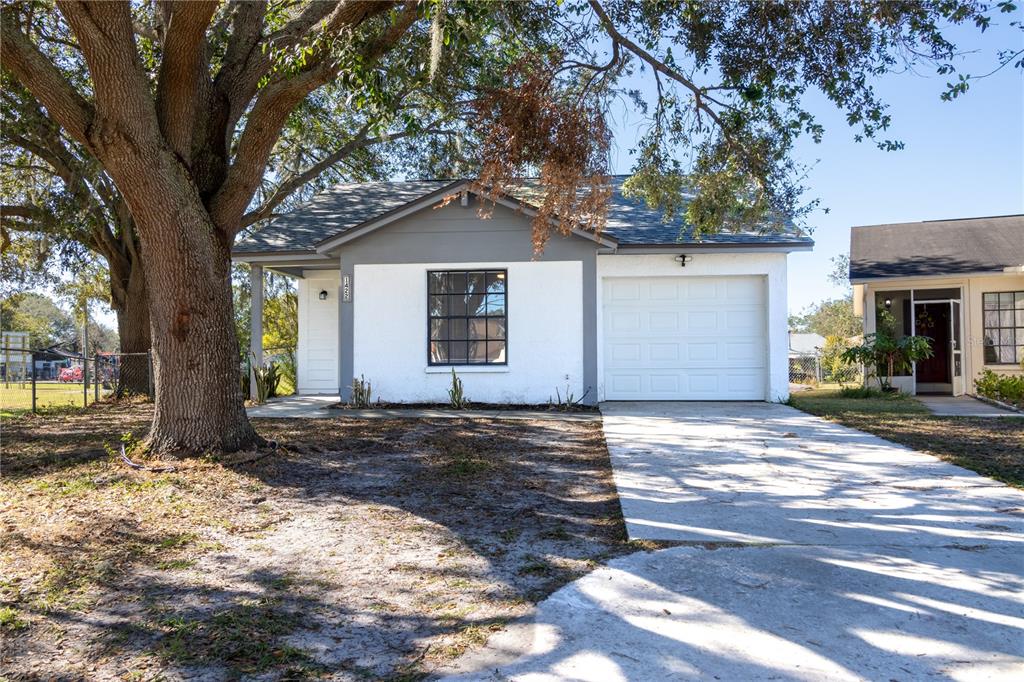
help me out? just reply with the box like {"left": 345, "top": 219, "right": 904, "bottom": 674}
{"left": 602, "top": 276, "right": 767, "bottom": 400}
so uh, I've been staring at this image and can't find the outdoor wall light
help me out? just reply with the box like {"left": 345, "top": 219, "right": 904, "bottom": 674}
{"left": 319, "top": 289, "right": 329, "bottom": 300}
{"left": 884, "top": 297, "right": 892, "bottom": 309}
{"left": 674, "top": 254, "right": 694, "bottom": 267}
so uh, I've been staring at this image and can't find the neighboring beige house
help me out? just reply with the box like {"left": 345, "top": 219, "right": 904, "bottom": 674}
{"left": 850, "top": 214, "right": 1024, "bottom": 396}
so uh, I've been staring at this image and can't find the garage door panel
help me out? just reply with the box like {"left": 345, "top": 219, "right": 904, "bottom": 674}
{"left": 649, "top": 311, "right": 679, "bottom": 331}
{"left": 603, "top": 276, "right": 767, "bottom": 400}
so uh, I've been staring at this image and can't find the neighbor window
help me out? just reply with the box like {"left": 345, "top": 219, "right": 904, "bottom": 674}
{"left": 428, "top": 270, "right": 507, "bottom": 365}
{"left": 982, "top": 291, "right": 1024, "bottom": 364}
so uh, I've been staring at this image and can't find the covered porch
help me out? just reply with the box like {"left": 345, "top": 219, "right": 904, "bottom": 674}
{"left": 240, "top": 253, "right": 340, "bottom": 401}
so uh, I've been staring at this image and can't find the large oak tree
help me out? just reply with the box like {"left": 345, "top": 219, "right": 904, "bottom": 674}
{"left": 1, "top": 0, "right": 1014, "bottom": 454}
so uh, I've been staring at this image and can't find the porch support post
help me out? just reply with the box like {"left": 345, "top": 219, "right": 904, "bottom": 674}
{"left": 249, "top": 264, "right": 264, "bottom": 400}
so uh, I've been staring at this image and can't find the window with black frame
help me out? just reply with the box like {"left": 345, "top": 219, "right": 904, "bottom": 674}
{"left": 428, "top": 270, "right": 507, "bottom": 365}
{"left": 982, "top": 291, "right": 1024, "bottom": 364}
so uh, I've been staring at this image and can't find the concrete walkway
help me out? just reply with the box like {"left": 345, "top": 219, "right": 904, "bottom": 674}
{"left": 246, "top": 394, "right": 600, "bottom": 421}
{"left": 917, "top": 394, "right": 1020, "bottom": 417}
{"left": 443, "top": 402, "right": 1024, "bottom": 681}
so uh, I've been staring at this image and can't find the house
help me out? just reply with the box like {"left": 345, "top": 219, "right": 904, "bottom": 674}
{"left": 232, "top": 177, "right": 813, "bottom": 404}
{"left": 849, "top": 214, "right": 1024, "bottom": 396}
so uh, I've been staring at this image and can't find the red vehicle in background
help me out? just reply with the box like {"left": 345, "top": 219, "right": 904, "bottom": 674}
{"left": 59, "top": 366, "right": 84, "bottom": 383}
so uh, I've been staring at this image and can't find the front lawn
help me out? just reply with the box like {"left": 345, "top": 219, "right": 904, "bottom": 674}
{"left": 1, "top": 403, "right": 627, "bottom": 680}
{"left": 790, "top": 389, "right": 1024, "bottom": 487}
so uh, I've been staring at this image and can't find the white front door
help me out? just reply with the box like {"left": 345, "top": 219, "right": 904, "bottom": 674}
{"left": 602, "top": 275, "right": 767, "bottom": 400}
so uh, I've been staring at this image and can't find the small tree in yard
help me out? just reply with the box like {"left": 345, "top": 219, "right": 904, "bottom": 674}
{"left": 842, "top": 311, "right": 933, "bottom": 392}
{"left": 2, "top": 1, "right": 1013, "bottom": 455}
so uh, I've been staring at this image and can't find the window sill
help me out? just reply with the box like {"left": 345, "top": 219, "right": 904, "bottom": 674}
{"left": 425, "top": 365, "right": 510, "bottom": 374}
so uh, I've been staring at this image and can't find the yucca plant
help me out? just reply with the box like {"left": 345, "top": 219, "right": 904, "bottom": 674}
{"left": 448, "top": 368, "right": 467, "bottom": 409}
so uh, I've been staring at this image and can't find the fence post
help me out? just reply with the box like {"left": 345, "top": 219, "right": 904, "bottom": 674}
{"left": 94, "top": 354, "right": 100, "bottom": 403}
{"left": 147, "top": 350, "right": 155, "bottom": 399}
{"left": 31, "top": 351, "right": 37, "bottom": 414}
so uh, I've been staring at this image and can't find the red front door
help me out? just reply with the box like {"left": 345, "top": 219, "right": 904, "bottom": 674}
{"left": 914, "top": 303, "right": 950, "bottom": 385}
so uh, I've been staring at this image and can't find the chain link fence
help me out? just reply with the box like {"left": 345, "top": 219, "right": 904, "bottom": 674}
{"left": 789, "top": 353, "right": 863, "bottom": 387}
{"left": 1, "top": 346, "right": 154, "bottom": 415}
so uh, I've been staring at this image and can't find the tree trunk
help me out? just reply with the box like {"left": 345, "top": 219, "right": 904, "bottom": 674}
{"left": 129, "top": 180, "right": 262, "bottom": 454}
{"left": 113, "top": 270, "right": 151, "bottom": 397}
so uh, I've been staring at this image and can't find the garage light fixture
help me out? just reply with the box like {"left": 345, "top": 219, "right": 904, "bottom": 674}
{"left": 319, "top": 289, "right": 329, "bottom": 300}
{"left": 674, "top": 254, "right": 693, "bottom": 267}
{"left": 884, "top": 297, "right": 892, "bottom": 309}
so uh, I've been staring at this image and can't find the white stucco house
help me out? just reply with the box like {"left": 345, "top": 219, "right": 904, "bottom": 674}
{"left": 232, "top": 178, "right": 813, "bottom": 405}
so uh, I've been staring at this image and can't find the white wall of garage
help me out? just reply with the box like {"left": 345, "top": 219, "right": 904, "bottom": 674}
{"left": 352, "top": 260, "right": 584, "bottom": 404}
{"left": 596, "top": 252, "right": 790, "bottom": 402}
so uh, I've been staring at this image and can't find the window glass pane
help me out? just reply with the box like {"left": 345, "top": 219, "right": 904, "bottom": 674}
{"left": 983, "top": 293, "right": 998, "bottom": 309}
{"left": 448, "top": 272, "right": 468, "bottom": 293}
{"left": 1016, "top": 310, "right": 1024, "bottom": 327}
{"left": 486, "top": 341, "right": 506, "bottom": 362}
{"left": 428, "top": 272, "right": 447, "bottom": 294}
{"left": 468, "top": 293, "right": 488, "bottom": 317}
{"left": 449, "top": 318, "right": 468, "bottom": 341}
{"left": 984, "top": 345, "right": 998, "bottom": 364}
{"left": 486, "top": 293, "right": 506, "bottom": 316}
{"left": 430, "top": 341, "right": 448, "bottom": 363}
{"left": 999, "top": 345, "right": 1015, "bottom": 363}
{"left": 448, "top": 341, "right": 468, "bottom": 364}
{"left": 429, "top": 295, "right": 448, "bottom": 317}
{"left": 430, "top": 319, "right": 446, "bottom": 341}
{"left": 468, "top": 319, "right": 488, "bottom": 340}
{"left": 999, "top": 310, "right": 1014, "bottom": 327}
{"left": 487, "top": 318, "right": 506, "bottom": 340}
{"left": 467, "top": 340, "right": 487, "bottom": 363}
{"left": 1016, "top": 292, "right": 1024, "bottom": 309}
{"left": 984, "top": 311, "right": 999, "bottom": 328}
{"left": 449, "top": 294, "right": 468, "bottom": 317}
{"left": 999, "top": 330, "right": 1015, "bottom": 347}
{"left": 467, "top": 272, "right": 486, "bottom": 295}
{"left": 999, "top": 292, "right": 1014, "bottom": 307}
{"left": 487, "top": 271, "right": 506, "bottom": 293}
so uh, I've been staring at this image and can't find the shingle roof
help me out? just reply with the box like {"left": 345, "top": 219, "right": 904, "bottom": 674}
{"left": 233, "top": 175, "right": 813, "bottom": 253}
{"left": 849, "top": 215, "right": 1024, "bottom": 281}
{"left": 234, "top": 180, "right": 456, "bottom": 253}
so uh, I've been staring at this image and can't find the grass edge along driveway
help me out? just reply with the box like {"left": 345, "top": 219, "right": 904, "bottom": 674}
{"left": 789, "top": 388, "right": 1024, "bottom": 488}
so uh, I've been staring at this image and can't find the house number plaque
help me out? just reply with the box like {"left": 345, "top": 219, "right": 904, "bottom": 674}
{"left": 342, "top": 275, "right": 351, "bottom": 301}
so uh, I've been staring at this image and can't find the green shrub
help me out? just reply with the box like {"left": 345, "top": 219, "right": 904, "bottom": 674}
{"left": 975, "top": 369, "right": 1024, "bottom": 407}
{"left": 841, "top": 309, "right": 933, "bottom": 391}
{"left": 821, "top": 335, "right": 855, "bottom": 384}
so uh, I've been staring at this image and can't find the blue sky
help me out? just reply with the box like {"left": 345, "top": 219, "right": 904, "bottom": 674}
{"left": 604, "top": 17, "right": 1023, "bottom": 315}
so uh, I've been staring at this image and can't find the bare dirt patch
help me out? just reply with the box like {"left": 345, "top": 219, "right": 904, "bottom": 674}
{"left": 1, "top": 404, "right": 625, "bottom": 680}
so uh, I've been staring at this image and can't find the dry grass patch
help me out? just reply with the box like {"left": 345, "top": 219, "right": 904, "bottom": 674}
{"left": 1, "top": 404, "right": 626, "bottom": 680}
{"left": 791, "top": 389, "right": 1024, "bottom": 487}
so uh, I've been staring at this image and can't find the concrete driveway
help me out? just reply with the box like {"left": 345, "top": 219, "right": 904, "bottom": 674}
{"left": 443, "top": 402, "right": 1024, "bottom": 681}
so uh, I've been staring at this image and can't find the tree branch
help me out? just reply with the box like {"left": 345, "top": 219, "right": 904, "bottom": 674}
{"left": 587, "top": 0, "right": 724, "bottom": 130}
{"left": 0, "top": 9, "right": 96, "bottom": 150}
{"left": 156, "top": 0, "right": 218, "bottom": 163}
{"left": 55, "top": 0, "right": 160, "bottom": 152}
{"left": 241, "top": 122, "right": 448, "bottom": 227}
{"left": 210, "top": 1, "right": 418, "bottom": 234}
